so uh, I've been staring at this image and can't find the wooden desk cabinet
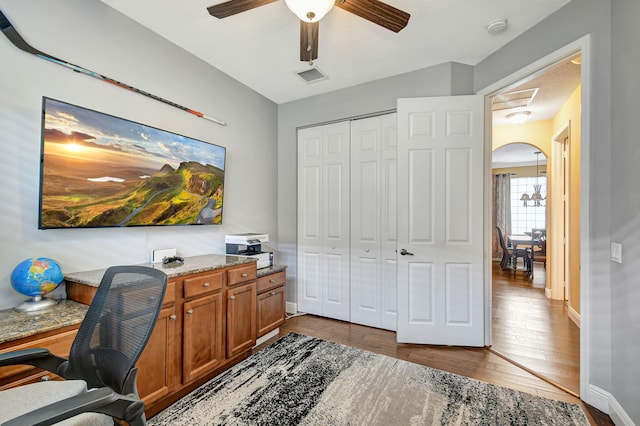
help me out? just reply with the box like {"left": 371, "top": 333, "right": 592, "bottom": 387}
{"left": 1, "top": 262, "right": 285, "bottom": 418}
{"left": 65, "top": 262, "right": 259, "bottom": 415}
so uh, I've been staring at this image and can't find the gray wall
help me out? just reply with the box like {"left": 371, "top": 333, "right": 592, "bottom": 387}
{"left": 475, "top": 0, "right": 614, "bottom": 403}
{"left": 610, "top": 0, "right": 640, "bottom": 423}
{"left": 277, "top": 62, "right": 474, "bottom": 303}
{"left": 0, "top": 0, "right": 277, "bottom": 309}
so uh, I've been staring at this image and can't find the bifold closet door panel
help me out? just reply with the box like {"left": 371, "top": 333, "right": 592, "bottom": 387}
{"left": 350, "top": 114, "right": 398, "bottom": 330}
{"left": 297, "top": 122, "right": 350, "bottom": 321}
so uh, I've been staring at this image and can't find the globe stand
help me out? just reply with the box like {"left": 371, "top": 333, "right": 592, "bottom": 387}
{"left": 15, "top": 295, "right": 58, "bottom": 312}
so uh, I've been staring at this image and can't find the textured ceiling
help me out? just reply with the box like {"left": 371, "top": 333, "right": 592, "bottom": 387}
{"left": 100, "top": 0, "right": 573, "bottom": 104}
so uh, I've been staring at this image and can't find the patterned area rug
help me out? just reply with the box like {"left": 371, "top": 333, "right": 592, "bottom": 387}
{"left": 148, "top": 333, "right": 589, "bottom": 425}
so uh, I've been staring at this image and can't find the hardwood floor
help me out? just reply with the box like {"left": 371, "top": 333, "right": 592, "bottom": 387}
{"left": 491, "top": 261, "right": 580, "bottom": 396}
{"left": 262, "top": 312, "right": 612, "bottom": 424}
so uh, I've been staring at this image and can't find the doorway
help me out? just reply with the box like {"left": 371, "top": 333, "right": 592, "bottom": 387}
{"left": 487, "top": 52, "right": 582, "bottom": 396}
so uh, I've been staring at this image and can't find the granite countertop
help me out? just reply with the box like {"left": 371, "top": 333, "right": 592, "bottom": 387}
{"left": 0, "top": 300, "right": 88, "bottom": 345}
{"left": 64, "top": 254, "right": 259, "bottom": 287}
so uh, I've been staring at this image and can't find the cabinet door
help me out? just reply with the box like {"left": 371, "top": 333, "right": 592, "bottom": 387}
{"left": 183, "top": 293, "right": 223, "bottom": 383}
{"left": 226, "top": 282, "right": 257, "bottom": 358}
{"left": 136, "top": 305, "right": 178, "bottom": 405}
{"left": 257, "top": 286, "right": 286, "bottom": 337}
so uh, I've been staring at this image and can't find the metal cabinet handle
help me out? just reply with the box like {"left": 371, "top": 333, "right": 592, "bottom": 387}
{"left": 270, "top": 279, "right": 276, "bottom": 283}
{"left": 400, "top": 248, "right": 414, "bottom": 256}
{"left": 186, "top": 309, "right": 193, "bottom": 315}
{"left": 270, "top": 291, "right": 276, "bottom": 296}
{"left": 365, "top": 248, "right": 370, "bottom": 253}
{"left": 230, "top": 295, "right": 236, "bottom": 300}
{"left": 203, "top": 282, "right": 210, "bottom": 287}
{"left": 241, "top": 273, "right": 248, "bottom": 277}
{"left": 169, "top": 314, "right": 177, "bottom": 321}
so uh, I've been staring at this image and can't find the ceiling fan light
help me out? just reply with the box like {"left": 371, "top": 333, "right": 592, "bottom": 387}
{"left": 285, "top": 0, "right": 335, "bottom": 22}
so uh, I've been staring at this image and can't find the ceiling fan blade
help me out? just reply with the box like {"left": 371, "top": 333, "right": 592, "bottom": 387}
{"left": 207, "top": 0, "right": 278, "bottom": 19}
{"left": 335, "top": 0, "right": 410, "bottom": 33}
{"left": 300, "top": 21, "right": 319, "bottom": 62}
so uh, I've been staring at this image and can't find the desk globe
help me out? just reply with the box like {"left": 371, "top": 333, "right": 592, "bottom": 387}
{"left": 10, "top": 257, "right": 64, "bottom": 312}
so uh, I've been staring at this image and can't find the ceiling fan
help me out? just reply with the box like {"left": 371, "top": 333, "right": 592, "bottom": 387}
{"left": 207, "top": 0, "right": 410, "bottom": 64}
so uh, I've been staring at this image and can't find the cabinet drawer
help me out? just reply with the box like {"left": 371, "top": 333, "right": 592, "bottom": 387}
{"left": 227, "top": 264, "right": 257, "bottom": 286}
{"left": 256, "top": 271, "right": 286, "bottom": 294}
{"left": 183, "top": 272, "right": 223, "bottom": 298}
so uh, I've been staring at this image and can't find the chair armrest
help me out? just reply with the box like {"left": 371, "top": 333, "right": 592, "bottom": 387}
{"left": 0, "top": 387, "right": 116, "bottom": 426}
{"left": 0, "top": 348, "right": 67, "bottom": 374}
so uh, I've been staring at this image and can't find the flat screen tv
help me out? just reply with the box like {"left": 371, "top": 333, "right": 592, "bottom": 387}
{"left": 38, "top": 97, "right": 226, "bottom": 229}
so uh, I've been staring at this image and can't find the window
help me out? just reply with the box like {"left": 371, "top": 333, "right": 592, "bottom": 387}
{"left": 510, "top": 176, "right": 546, "bottom": 234}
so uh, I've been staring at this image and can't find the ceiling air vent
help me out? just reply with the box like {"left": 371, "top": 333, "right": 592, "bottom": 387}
{"left": 296, "top": 67, "right": 328, "bottom": 84}
{"left": 492, "top": 88, "right": 539, "bottom": 111}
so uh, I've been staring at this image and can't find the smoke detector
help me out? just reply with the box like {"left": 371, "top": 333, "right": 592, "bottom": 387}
{"left": 487, "top": 18, "right": 508, "bottom": 34}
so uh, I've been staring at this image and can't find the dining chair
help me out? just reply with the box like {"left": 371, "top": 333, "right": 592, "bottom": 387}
{"left": 531, "top": 228, "right": 547, "bottom": 269}
{"left": 496, "top": 226, "right": 531, "bottom": 274}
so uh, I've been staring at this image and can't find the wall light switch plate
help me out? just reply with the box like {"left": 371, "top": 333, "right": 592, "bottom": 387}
{"left": 153, "top": 248, "right": 177, "bottom": 263}
{"left": 611, "top": 242, "right": 622, "bottom": 264}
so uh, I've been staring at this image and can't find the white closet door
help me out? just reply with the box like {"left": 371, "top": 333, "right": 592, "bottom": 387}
{"left": 297, "top": 121, "right": 350, "bottom": 321}
{"left": 350, "top": 113, "right": 397, "bottom": 330}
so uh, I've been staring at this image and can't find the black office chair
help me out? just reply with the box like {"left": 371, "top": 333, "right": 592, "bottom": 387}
{"left": 496, "top": 226, "right": 531, "bottom": 274}
{"left": 0, "top": 265, "right": 167, "bottom": 426}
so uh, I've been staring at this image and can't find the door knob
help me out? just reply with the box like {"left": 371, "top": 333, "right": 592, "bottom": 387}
{"left": 400, "top": 248, "right": 414, "bottom": 256}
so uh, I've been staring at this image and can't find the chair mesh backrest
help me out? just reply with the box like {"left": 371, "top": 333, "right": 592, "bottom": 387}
{"left": 67, "top": 266, "right": 167, "bottom": 393}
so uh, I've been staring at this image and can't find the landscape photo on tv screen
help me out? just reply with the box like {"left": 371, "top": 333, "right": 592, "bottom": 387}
{"left": 39, "top": 97, "right": 226, "bottom": 229}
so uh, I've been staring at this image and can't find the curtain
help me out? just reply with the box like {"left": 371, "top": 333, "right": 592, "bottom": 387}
{"left": 492, "top": 174, "right": 511, "bottom": 259}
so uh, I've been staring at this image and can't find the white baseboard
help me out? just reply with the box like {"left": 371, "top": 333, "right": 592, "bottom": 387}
{"left": 286, "top": 302, "right": 297, "bottom": 315}
{"left": 608, "top": 393, "right": 636, "bottom": 426}
{"left": 255, "top": 328, "right": 279, "bottom": 347}
{"left": 568, "top": 305, "right": 580, "bottom": 328}
{"left": 585, "top": 384, "right": 635, "bottom": 425}
{"left": 585, "top": 384, "right": 611, "bottom": 414}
